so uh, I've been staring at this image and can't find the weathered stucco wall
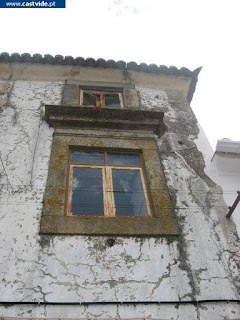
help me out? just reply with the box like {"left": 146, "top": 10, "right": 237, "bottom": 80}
{"left": 195, "top": 129, "right": 240, "bottom": 238}
{"left": 0, "top": 63, "right": 192, "bottom": 98}
{"left": 0, "top": 71, "right": 240, "bottom": 320}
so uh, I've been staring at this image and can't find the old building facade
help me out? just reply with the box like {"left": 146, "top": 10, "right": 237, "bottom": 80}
{"left": 0, "top": 53, "right": 239, "bottom": 319}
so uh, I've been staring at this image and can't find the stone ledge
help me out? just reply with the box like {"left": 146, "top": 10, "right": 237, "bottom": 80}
{"left": 40, "top": 216, "right": 180, "bottom": 236}
{"left": 45, "top": 105, "right": 164, "bottom": 134}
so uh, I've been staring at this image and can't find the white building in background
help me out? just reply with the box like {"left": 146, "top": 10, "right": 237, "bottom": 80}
{"left": 212, "top": 139, "right": 240, "bottom": 235}
{"left": 196, "top": 131, "right": 240, "bottom": 237}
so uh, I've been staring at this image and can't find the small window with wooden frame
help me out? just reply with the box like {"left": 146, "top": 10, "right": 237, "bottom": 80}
{"left": 80, "top": 89, "right": 124, "bottom": 109}
{"left": 67, "top": 150, "right": 151, "bottom": 217}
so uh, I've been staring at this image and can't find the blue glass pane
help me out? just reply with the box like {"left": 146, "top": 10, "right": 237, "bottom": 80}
{"left": 108, "top": 154, "right": 141, "bottom": 166}
{"left": 71, "top": 167, "right": 103, "bottom": 216}
{"left": 71, "top": 152, "right": 104, "bottom": 164}
{"left": 112, "top": 169, "right": 147, "bottom": 217}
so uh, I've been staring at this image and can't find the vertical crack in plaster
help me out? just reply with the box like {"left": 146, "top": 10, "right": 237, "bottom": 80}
{"left": 0, "top": 153, "right": 13, "bottom": 191}
{"left": 29, "top": 82, "right": 48, "bottom": 188}
{"left": 174, "top": 152, "right": 198, "bottom": 177}
{"left": 168, "top": 148, "right": 240, "bottom": 299}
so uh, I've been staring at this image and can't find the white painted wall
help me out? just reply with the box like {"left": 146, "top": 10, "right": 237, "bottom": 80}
{"left": 212, "top": 151, "right": 240, "bottom": 236}
{"left": 0, "top": 80, "right": 240, "bottom": 319}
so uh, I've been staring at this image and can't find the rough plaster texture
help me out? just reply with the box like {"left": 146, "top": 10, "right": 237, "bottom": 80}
{"left": 0, "top": 64, "right": 192, "bottom": 98}
{"left": 213, "top": 152, "right": 240, "bottom": 236}
{"left": 195, "top": 128, "right": 240, "bottom": 237}
{"left": 0, "top": 79, "right": 240, "bottom": 319}
{"left": 1, "top": 302, "right": 240, "bottom": 320}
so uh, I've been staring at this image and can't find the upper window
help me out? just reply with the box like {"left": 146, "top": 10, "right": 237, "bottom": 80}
{"left": 80, "top": 89, "right": 123, "bottom": 109}
{"left": 67, "top": 151, "right": 151, "bottom": 217}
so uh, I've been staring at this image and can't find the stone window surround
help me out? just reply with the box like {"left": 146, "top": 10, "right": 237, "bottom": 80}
{"left": 40, "top": 105, "right": 179, "bottom": 236}
{"left": 61, "top": 80, "right": 141, "bottom": 111}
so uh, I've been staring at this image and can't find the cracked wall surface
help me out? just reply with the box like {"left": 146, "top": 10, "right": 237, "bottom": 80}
{"left": 195, "top": 127, "right": 240, "bottom": 237}
{"left": 0, "top": 76, "right": 240, "bottom": 320}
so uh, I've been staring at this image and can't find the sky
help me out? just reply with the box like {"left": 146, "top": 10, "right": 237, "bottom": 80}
{"left": 0, "top": 0, "right": 239, "bottom": 148}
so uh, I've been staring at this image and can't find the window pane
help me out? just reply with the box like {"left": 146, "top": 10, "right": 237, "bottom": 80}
{"left": 71, "top": 152, "right": 105, "bottom": 164}
{"left": 71, "top": 167, "right": 104, "bottom": 216}
{"left": 112, "top": 169, "right": 148, "bottom": 217}
{"left": 104, "top": 94, "right": 121, "bottom": 109}
{"left": 108, "top": 154, "right": 141, "bottom": 166}
{"left": 83, "top": 92, "right": 99, "bottom": 106}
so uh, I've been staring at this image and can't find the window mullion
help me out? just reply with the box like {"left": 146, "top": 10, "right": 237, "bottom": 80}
{"left": 100, "top": 93, "right": 105, "bottom": 108}
{"left": 139, "top": 168, "right": 152, "bottom": 217}
{"left": 67, "top": 164, "right": 74, "bottom": 216}
{"left": 106, "top": 166, "right": 115, "bottom": 217}
{"left": 119, "top": 92, "right": 124, "bottom": 109}
{"left": 103, "top": 167, "right": 109, "bottom": 217}
{"left": 79, "top": 89, "right": 83, "bottom": 105}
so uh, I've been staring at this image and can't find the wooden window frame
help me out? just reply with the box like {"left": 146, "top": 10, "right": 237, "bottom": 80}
{"left": 66, "top": 151, "right": 152, "bottom": 218}
{"left": 79, "top": 89, "right": 124, "bottom": 109}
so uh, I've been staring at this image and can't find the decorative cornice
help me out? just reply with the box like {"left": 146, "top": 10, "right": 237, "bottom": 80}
{"left": 45, "top": 105, "right": 164, "bottom": 135}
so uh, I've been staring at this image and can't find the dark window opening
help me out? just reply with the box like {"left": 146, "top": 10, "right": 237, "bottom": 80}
{"left": 80, "top": 90, "right": 123, "bottom": 109}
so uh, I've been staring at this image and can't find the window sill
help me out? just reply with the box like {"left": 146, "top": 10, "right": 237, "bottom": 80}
{"left": 44, "top": 105, "right": 164, "bottom": 134}
{"left": 40, "top": 216, "right": 179, "bottom": 236}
